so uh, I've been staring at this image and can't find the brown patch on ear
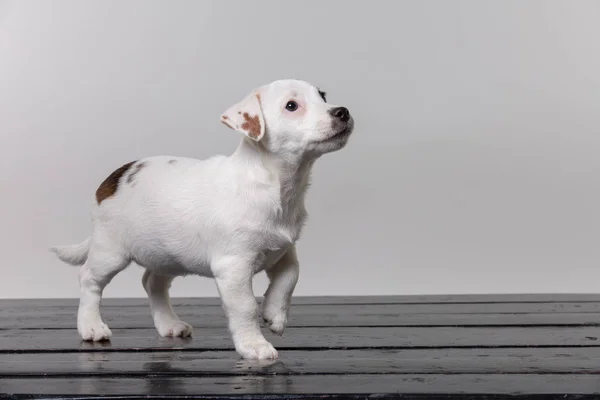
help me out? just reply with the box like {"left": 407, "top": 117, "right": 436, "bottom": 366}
{"left": 127, "top": 161, "right": 147, "bottom": 184}
{"left": 95, "top": 161, "right": 136, "bottom": 204}
{"left": 241, "top": 113, "right": 261, "bottom": 139}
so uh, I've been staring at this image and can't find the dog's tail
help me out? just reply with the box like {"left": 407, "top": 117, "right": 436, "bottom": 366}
{"left": 50, "top": 237, "right": 91, "bottom": 266}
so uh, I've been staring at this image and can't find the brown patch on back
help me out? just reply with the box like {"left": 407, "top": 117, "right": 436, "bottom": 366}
{"left": 127, "top": 161, "right": 147, "bottom": 184}
{"left": 95, "top": 161, "right": 136, "bottom": 204}
{"left": 241, "top": 112, "right": 261, "bottom": 138}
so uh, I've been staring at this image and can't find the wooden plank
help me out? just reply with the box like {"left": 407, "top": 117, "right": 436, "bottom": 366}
{"left": 2, "top": 326, "right": 600, "bottom": 352}
{"left": 6, "top": 301, "right": 600, "bottom": 330}
{"left": 3, "top": 348, "right": 600, "bottom": 376}
{"left": 1, "top": 374, "right": 600, "bottom": 397}
{"left": 3, "top": 310, "right": 600, "bottom": 330}
{"left": 3, "top": 293, "right": 600, "bottom": 308}
{"left": 5, "top": 301, "right": 600, "bottom": 316}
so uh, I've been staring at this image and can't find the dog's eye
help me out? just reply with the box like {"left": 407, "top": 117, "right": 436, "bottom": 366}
{"left": 285, "top": 101, "right": 298, "bottom": 112}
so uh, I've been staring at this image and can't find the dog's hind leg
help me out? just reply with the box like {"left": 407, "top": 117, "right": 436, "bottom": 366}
{"left": 142, "top": 270, "right": 193, "bottom": 337}
{"left": 77, "top": 240, "right": 130, "bottom": 342}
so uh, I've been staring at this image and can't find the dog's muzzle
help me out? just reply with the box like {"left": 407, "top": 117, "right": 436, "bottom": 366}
{"left": 329, "top": 107, "right": 350, "bottom": 122}
{"left": 327, "top": 106, "right": 353, "bottom": 139}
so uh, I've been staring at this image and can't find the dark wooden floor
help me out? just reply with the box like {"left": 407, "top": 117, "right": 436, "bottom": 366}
{"left": 2, "top": 295, "right": 600, "bottom": 399}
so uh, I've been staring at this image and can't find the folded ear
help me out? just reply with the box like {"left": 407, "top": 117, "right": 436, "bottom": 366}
{"left": 220, "top": 93, "right": 265, "bottom": 141}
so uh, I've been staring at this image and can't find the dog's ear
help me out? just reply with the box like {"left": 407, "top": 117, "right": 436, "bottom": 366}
{"left": 220, "top": 92, "right": 265, "bottom": 141}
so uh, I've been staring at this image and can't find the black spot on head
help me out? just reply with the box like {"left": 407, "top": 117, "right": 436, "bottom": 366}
{"left": 318, "top": 88, "right": 327, "bottom": 102}
{"left": 168, "top": 159, "right": 177, "bottom": 165}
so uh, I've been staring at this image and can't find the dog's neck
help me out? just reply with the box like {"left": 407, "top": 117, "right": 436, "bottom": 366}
{"left": 229, "top": 137, "right": 314, "bottom": 212}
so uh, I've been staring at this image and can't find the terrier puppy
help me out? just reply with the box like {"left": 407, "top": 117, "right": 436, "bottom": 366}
{"left": 51, "top": 79, "right": 354, "bottom": 360}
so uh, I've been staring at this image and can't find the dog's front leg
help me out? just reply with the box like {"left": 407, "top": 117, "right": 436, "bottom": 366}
{"left": 213, "top": 255, "right": 278, "bottom": 360}
{"left": 262, "top": 245, "right": 299, "bottom": 336}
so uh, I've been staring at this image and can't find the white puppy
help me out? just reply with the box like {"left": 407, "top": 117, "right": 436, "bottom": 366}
{"left": 51, "top": 79, "right": 354, "bottom": 360}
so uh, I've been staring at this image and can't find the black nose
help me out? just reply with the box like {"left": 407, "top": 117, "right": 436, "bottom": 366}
{"left": 330, "top": 106, "right": 350, "bottom": 122}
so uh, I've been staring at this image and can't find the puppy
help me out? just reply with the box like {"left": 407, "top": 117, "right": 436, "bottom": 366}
{"left": 51, "top": 79, "right": 354, "bottom": 360}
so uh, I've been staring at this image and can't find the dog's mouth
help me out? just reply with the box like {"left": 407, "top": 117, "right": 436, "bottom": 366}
{"left": 318, "top": 125, "right": 353, "bottom": 143}
{"left": 331, "top": 127, "right": 351, "bottom": 139}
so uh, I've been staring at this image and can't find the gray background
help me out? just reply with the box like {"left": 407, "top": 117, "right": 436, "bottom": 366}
{"left": 1, "top": 0, "right": 599, "bottom": 299}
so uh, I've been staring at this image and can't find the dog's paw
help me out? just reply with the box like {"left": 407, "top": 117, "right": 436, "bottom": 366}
{"left": 263, "top": 313, "right": 287, "bottom": 336}
{"left": 157, "top": 320, "right": 193, "bottom": 338}
{"left": 78, "top": 321, "right": 112, "bottom": 342}
{"left": 262, "top": 303, "right": 288, "bottom": 336}
{"left": 235, "top": 337, "right": 278, "bottom": 360}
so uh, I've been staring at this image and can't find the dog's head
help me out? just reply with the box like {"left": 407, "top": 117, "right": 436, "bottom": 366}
{"left": 220, "top": 79, "right": 354, "bottom": 157}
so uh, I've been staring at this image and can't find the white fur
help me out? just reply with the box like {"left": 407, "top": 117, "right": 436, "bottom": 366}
{"left": 51, "top": 79, "right": 354, "bottom": 360}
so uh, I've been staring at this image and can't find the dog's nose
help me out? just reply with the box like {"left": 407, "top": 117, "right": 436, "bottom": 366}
{"left": 330, "top": 107, "right": 350, "bottom": 122}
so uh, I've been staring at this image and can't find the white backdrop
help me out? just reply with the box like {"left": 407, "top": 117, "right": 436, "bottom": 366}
{"left": 1, "top": 0, "right": 599, "bottom": 299}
